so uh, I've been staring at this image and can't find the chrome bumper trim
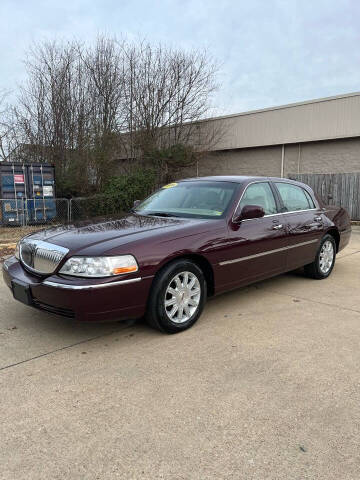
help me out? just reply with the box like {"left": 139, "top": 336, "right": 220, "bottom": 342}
{"left": 42, "top": 277, "right": 142, "bottom": 290}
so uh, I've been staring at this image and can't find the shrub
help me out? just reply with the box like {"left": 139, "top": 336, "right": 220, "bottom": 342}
{"left": 103, "top": 168, "right": 156, "bottom": 212}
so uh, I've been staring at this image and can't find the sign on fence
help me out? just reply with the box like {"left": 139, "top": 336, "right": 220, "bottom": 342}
{"left": 13, "top": 174, "right": 24, "bottom": 184}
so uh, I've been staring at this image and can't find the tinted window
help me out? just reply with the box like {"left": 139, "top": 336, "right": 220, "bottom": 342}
{"left": 135, "top": 181, "right": 238, "bottom": 219}
{"left": 238, "top": 182, "right": 277, "bottom": 215}
{"left": 275, "top": 183, "right": 314, "bottom": 211}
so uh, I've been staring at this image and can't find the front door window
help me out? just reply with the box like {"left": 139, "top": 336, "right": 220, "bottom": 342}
{"left": 238, "top": 182, "right": 277, "bottom": 216}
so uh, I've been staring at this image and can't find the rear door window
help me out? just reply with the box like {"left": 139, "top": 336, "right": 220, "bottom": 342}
{"left": 275, "top": 183, "right": 314, "bottom": 212}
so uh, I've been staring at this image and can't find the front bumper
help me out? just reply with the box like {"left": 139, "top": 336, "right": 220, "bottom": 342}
{"left": 2, "top": 256, "right": 152, "bottom": 321}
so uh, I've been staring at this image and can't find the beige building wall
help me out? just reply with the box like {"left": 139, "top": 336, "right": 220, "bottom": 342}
{"left": 204, "top": 92, "right": 360, "bottom": 151}
{"left": 116, "top": 93, "right": 360, "bottom": 182}
{"left": 197, "top": 146, "right": 282, "bottom": 177}
{"left": 297, "top": 137, "right": 360, "bottom": 174}
{"left": 191, "top": 136, "right": 360, "bottom": 180}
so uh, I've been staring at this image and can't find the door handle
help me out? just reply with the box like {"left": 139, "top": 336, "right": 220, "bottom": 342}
{"left": 272, "top": 224, "right": 283, "bottom": 230}
{"left": 314, "top": 216, "right": 322, "bottom": 222}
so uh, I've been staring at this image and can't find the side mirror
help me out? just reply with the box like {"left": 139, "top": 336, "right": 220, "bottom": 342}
{"left": 133, "top": 199, "right": 141, "bottom": 208}
{"left": 233, "top": 205, "right": 265, "bottom": 223}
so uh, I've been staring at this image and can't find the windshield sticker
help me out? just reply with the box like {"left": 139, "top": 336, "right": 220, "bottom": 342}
{"left": 214, "top": 211, "right": 223, "bottom": 215}
{"left": 162, "top": 182, "right": 178, "bottom": 189}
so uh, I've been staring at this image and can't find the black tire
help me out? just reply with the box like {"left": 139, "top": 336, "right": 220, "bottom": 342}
{"left": 146, "top": 259, "right": 207, "bottom": 333}
{"left": 304, "top": 234, "right": 336, "bottom": 279}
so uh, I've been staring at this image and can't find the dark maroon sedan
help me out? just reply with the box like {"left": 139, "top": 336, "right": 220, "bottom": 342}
{"left": 3, "top": 176, "right": 351, "bottom": 333}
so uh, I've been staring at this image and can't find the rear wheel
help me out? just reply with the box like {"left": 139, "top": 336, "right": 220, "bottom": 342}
{"left": 146, "top": 260, "right": 207, "bottom": 333}
{"left": 304, "top": 234, "right": 336, "bottom": 279}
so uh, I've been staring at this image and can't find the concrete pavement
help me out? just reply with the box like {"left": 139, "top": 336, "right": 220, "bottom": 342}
{"left": 1, "top": 229, "right": 360, "bottom": 479}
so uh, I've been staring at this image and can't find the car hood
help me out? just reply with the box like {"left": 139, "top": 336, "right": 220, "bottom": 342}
{"left": 24, "top": 213, "right": 219, "bottom": 254}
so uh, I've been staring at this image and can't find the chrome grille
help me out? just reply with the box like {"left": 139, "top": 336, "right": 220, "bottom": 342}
{"left": 20, "top": 239, "right": 69, "bottom": 274}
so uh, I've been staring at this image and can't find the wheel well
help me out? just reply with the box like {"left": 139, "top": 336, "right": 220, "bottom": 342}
{"left": 159, "top": 254, "right": 215, "bottom": 297}
{"left": 327, "top": 228, "right": 340, "bottom": 252}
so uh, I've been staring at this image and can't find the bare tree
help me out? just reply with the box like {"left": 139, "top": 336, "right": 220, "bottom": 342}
{"left": 122, "top": 42, "right": 218, "bottom": 145}
{"left": 13, "top": 40, "right": 95, "bottom": 192}
{"left": 82, "top": 36, "right": 128, "bottom": 189}
{"left": 119, "top": 40, "right": 221, "bottom": 182}
{"left": 0, "top": 89, "right": 20, "bottom": 162}
{"left": 12, "top": 36, "right": 221, "bottom": 193}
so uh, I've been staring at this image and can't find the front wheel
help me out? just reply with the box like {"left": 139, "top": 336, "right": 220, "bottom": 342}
{"left": 146, "top": 260, "right": 207, "bottom": 333}
{"left": 304, "top": 234, "right": 336, "bottom": 279}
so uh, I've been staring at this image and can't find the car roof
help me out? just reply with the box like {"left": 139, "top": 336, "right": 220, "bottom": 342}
{"left": 179, "top": 175, "right": 303, "bottom": 185}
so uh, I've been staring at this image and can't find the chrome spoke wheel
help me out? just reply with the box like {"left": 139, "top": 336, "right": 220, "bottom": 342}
{"left": 319, "top": 240, "right": 334, "bottom": 274}
{"left": 164, "top": 271, "right": 201, "bottom": 323}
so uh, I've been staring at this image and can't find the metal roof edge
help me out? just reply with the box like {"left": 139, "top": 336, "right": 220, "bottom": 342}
{"left": 201, "top": 91, "right": 360, "bottom": 124}
{"left": 210, "top": 132, "right": 360, "bottom": 152}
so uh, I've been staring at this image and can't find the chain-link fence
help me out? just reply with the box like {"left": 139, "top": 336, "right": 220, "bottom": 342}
{"left": 0, "top": 196, "right": 126, "bottom": 226}
{"left": 0, "top": 198, "right": 70, "bottom": 226}
{"left": 69, "top": 195, "right": 124, "bottom": 222}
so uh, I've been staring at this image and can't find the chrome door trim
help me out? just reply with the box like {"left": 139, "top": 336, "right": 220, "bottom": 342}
{"left": 219, "top": 239, "right": 318, "bottom": 266}
{"left": 282, "top": 208, "right": 318, "bottom": 215}
{"left": 240, "top": 208, "right": 318, "bottom": 223}
{"left": 42, "top": 277, "right": 142, "bottom": 290}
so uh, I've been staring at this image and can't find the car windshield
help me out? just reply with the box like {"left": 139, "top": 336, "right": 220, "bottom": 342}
{"left": 134, "top": 181, "right": 238, "bottom": 219}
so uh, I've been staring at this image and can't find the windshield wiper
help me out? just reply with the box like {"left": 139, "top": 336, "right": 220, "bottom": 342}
{"left": 146, "top": 212, "right": 178, "bottom": 218}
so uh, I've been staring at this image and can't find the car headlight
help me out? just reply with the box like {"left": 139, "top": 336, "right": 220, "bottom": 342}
{"left": 59, "top": 255, "right": 138, "bottom": 278}
{"left": 15, "top": 242, "right": 20, "bottom": 260}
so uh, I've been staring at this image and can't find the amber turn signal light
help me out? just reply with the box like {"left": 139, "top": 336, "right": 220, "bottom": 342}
{"left": 112, "top": 265, "right": 138, "bottom": 275}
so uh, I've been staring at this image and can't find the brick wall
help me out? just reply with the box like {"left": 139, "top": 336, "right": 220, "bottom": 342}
{"left": 296, "top": 137, "right": 360, "bottom": 174}
{"left": 197, "top": 145, "right": 282, "bottom": 177}
{"left": 190, "top": 136, "right": 360, "bottom": 179}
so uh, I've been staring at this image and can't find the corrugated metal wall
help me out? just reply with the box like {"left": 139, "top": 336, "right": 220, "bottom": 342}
{"left": 203, "top": 93, "right": 360, "bottom": 151}
{"left": 288, "top": 172, "right": 360, "bottom": 220}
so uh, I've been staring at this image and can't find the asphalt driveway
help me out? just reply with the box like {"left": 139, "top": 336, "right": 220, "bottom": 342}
{"left": 1, "top": 228, "right": 360, "bottom": 479}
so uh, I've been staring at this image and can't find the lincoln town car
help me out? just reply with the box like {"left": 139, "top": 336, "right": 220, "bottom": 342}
{"left": 3, "top": 176, "right": 351, "bottom": 333}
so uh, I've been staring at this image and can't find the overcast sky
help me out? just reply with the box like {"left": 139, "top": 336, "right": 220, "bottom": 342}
{"left": 1, "top": 0, "right": 359, "bottom": 115}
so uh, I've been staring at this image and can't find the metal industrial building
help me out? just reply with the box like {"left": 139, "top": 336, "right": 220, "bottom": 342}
{"left": 193, "top": 92, "right": 360, "bottom": 178}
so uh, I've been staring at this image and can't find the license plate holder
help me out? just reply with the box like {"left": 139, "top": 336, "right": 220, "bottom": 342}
{"left": 12, "top": 280, "right": 33, "bottom": 306}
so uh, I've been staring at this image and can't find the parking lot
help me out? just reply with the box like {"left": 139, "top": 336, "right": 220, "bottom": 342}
{"left": 1, "top": 228, "right": 360, "bottom": 480}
